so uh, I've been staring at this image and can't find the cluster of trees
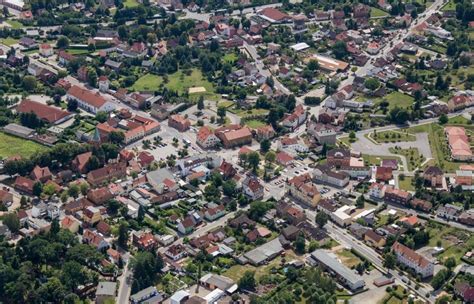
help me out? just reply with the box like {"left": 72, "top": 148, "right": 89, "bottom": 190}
{"left": 0, "top": 227, "right": 106, "bottom": 303}
{"left": 130, "top": 251, "right": 164, "bottom": 293}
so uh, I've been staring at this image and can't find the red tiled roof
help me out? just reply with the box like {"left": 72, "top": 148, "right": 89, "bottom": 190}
{"left": 17, "top": 99, "right": 71, "bottom": 124}
{"left": 67, "top": 85, "right": 107, "bottom": 108}
{"left": 392, "top": 241, "right": 431, "bottom": 268}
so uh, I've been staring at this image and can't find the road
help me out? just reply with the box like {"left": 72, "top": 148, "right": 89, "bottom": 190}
{"left": 116, "top": 253, "right": 132, "bottom": 304}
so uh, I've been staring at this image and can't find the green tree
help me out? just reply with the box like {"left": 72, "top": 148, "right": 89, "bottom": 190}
{"left": 68, "top": 184, "right": 80, "bottom": 198}
{"left": 217, "top": 106, "right": 226, "bottom": 122}
{"left": 315, "top": 211, "right": 328, "bottom": 228}
{"left": 223, "top": 180, "right": 237, "bottom": 197}
{"left": 109, "top": 131, "right": 125, "bottom": 145}
{"left": 332, "top": 41, "right": 348, "bottom": 59}
{"left": 356, "top": 195, "right": 365, "bottom": 208}
{"left": 80, "top": 182, "right": 89, "bottom": 196}
{"left": 95, "top": 111, "right": 108, "bottom": 123}
{"left": 57, "top": 36, "right": 70, "bottom": 49}
{"left": 438, "top": 114, "right": 448, "bottom": 124}
{"left": 260, "top": 139, "right": 271, "bottom": 153}
{"left": 383, "top": 252, "right": 396, "bottom": 269}
{"left": 294, "top": 234, "right": 306, "bottom": 254}
{"left": 3, "top": 212, "right": 20, "bottom": 233}
{"left": 364, "top": 78, "right": 380, "bottom": 91}
{"left": 238, "top": 271, "right": 256, "bottom": 291}
{"left": 22, "top": 76, "right": 37, "bottom": 92}
{"left": 265, "top": 151, "right": 276, "bottom": 164}
{"left": 444, "top": 257, "right": 456, "bottom": 270}
{"left": 42, "top": 183, "right": 57, "bottom": 196}
{"left": 118, "top": 221, "right": 129, "bottom": 249}
{"left": 247, "top": 152, "right": 260, "bottom": 173}
{"left": 197, "top": 96, "right": 204, "bottom": 111}
{"left": 33, "top": 182, "right": 43, "bottom": 197}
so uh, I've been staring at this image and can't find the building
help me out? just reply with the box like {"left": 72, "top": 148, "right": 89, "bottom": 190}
{"left": 242, "top": 176, "right": 264, "bottom": 200}
{"left": 87, "top": 162, "right": 127, "bottom": 186}
{"left": 67, "top": 85, "right": 115, "bottom": 114}
{"left": 130, "top": 286, "right": 163, "bottom": 304}
{"left": 17, "top": 99, "right": 73, "bottom": 125}
{"left": 72, "top": 152, "right": 92, "bottom": 174}
{"left": 307, "top": 122, "right": 338, "bottom": 145}
{"left": 423, "top": 166, "right": 444, "bottom": 188}
{"left": 14, "top": 176, "right": 35, "bottom": 194}
{"left": 384, "top": 187, "right": 412, "bottom": 205}
{"left": 168, "top": 114, "right": 190, "bottom": 132}
{"left": 83, "top": 229, "right": 109, "bottom": 250}
{"left": 165, "top": 244, "right": 186, "bottom": 261}
{"left": 61, "top": 216, "right": 80, "bottom": 233}
{"left": 445, "top": 127, "right": 473, "bottom": 161}
{"left": 83, "top": 206, "right": 102, "bottom": 225}
{"left": 243, "top": 237, "right": 284, "bottom": 266}
{"left": 436, "top": 204, "right": 462, "bottom": 221}
{"left": 308, "top": 250, "right": 365, "bottom": 291}
{"left": 410, "top": 198, "right": 432, "bottom": 212}
{"left": 0, "top": 189, "right": 14, "bottom": 205}
{"left": 310, "top": 54, "right": 349, "bottom": 72}
{"left": 215, "top": 125, "right": 253, "bottom": 148}
{"left": 332, "top": 205, "right": 354, "bottom": 227}
{"left": 327, "top": 148, "right": 351, "bottom": 167}
{"left": 39, "top": 43, "right": 53, "bottom": 57}
{"left": 204, "top": 205, "right": 226, "bottom": 221}
{"left": 287, "top": 174, "right": 321, "bottom": 207}
{"left": 376, "top": 166, "right": 393, "bottom": 182}
{"left": 281, "top": 104, "right": 307, "bottom": 130}
{"left": 199, "top": 273, "right": 237, "bottom": 293}
{"left": 196, "top": 126, "right": 220, "bottom": 149}
{"left": 278, "top": 136, "right": 309, "bottom": 155}
{"left": 313, "top": 164, "right": 350, "bottom": 188}
{"left": 364, "top": 230, "right": 386, "bottom": 248}
{"left": 392, "top": 242, "right": 434, "bottom": 278}
{"left": 0, "top": 0, "right": 26, "bottom": 11}
{"left": 132, "top": 231, "right": 157, "bottom": 251}
{"left": 95, "top": 281, "right": 117, "bottom": 304}
{"left": 448, "top": 94, "right": 474, "bottom": 111}
{"left": 31, "top": 165, "right": 52, "bottom": 183}
{"left": 258, "top": 7, "right": 291, "bottom": 23}
{"left": 368, "top": 183, "right": 386, "bottom": 200}
{"left": 255, "top": 125, "right": 275, "bottom": 141}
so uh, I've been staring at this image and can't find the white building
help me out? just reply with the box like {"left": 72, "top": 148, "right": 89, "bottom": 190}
{"left": 66, "top": 85, "right": 115, "bottom": 114}
{"left": 392, "top": 242, "right": 434, "bottom": 278}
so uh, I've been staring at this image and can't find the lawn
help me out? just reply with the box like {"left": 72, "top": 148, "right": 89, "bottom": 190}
{"left": 370, "top": 7, "right": 389, "bottom": 17}
{"left": 6, "top": 20, "right": 23, "bottom": 29}
{"left": 0, "top": 37, "right": 19, "bottom": 46}
{"left": 441, "top": 0, "right": 456, "bottom": 11}
{"left": 338, "top": 136, "right": 357, "bottom": 147}
{"left": 335, "top": 249, "right": 362, "bottom": 268}
{"left": 370, "top": 130, "right": 416, "bottom": 144}
{"left": 0, "top": 132, "right": 49, "bottom": 159}
{"left": 124, "top": 0, "right": 139, "bottom": 7}
{"left": 362, "top": 154, "right": 402, "bottom": 167}
{"left": 222, "top": 53, "right": 238, "bottom": 64}
{"left": 230, "top": 108, "right": 269, "bottom": 118}
{"left": 389, "top": 147, "right": 424, "bottom": 171}
{"left": 131, "top": 69, "right": 218, "bottom": 100}
{"left": 448, "top": 115, "right": 472, "bottom": 125}
{"left": 245, "top": 119, "right": 266, "bottom": 129}
{"left": 427, "top": 222, "right": 474, "bottom": 265}
{"left": 218, "top": 100, "right": 235, "bottom": 108}
{"left": 224, "top": 250, "right": 298, "bottom": 282}
{"left": 65, "top": 48, "right": 91, "bottom": 55}
{"left": 377, "top": 92, "right": 414, "bottom": 112}
{"left": 398, "top": 175, "right": 414, "bottom": 191}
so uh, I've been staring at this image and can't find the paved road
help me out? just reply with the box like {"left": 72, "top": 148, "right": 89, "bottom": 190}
{"left": 116, "top": 253, "right": 132, "bottom": 304}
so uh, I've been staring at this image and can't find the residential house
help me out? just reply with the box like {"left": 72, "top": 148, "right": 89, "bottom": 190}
{"left": 281, "top": 104, "right": 307, "bottom": 130}
{"left": 204, "top": 205, "right": 226, "bottom": 221}
{"left": 61, "top": 216, "right": 80, "bottom": 233}
{"left": 132, "top": 231, "right": 158, "bottom": 251}
{"left": 197, "top": 126, "right": 220, "bottom": 149}
{"left": 95, "top": 281, "right": 116, "bottom": 304}
{"left": 86, "top": 162, "right": 127, "bottom": 186}
{"left": 14, "top": 176, "right": 35, "bottom": 194}
{"left": 83, "top": 206, "right": 102, "bottom": 225}
{"left": 368, "top": 183, "right": 386, "bottom": 200}
{"left": 72, "top": 152, "right": 92, "bottom": 174}
{"left": 31, "top": 165, "right": 52, "bottom": 183}
{"left": 364, "top": 230, "right": 386, "bottom": 248}
{"left": 242, "top": 176, "right": 264, "bottom": 200}
{"left": 255, "top": 125, "right": 276, "bottom": 141}
{"left": 313, "top": 164, "right": 350, "bottom": 188}
{"left": 376, "top": 166, "right": 393, "bottom": 182}
{"left": 17, "top": 99, "right": 72, "bottom": 125}
{"left": 384, "top": 187, "right": 412, "bottom": 205}
{"left": 392, "top": 241, "right": 434, "bottom": 278}
{"left": 436, "top": 204, "right": 462, "bottom": 221}
{"left": 177, "top": 216, "right": 196, "bottom": 234}
{"left": 168, "top": 114, "right": 191, "bottom": 132}
{"left": 423, "top": 166, "right": 444, "bottom": 188}
{"left": 83, "top": 229, "right": 110, "bottom": 250}
{"left": 215, "top": 125, "right": 253, "bottom": 148}
{"left": 287, "top": 174, "right": 321, "bottom": 207}
{"left": 0, "top": 189, "right": 13, "bottom": 206}
{"left": 445, "top": 126, "right": 473, "bottom": 161}
{"left": 165, "top": 244, "right": 186, "bottom": 261}
{"left": 410, "top": 198, "right": 432, "bottom": 212}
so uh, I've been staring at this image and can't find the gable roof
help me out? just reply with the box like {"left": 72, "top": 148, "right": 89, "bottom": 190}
{"left": 67, "top": 85, "right": 107, "bottom": 109}
{"left": 17, "top": 99, "right": 71, "bottom": 123}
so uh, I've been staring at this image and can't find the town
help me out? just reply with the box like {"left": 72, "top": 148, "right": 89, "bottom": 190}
{"left": 0, "top": 0, "right": 472, "bottom": 303}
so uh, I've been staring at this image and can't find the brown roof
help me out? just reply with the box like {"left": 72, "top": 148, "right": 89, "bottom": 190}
{"left": 392, "top": 241, "right": 432, "bottom": 268}
{"left": 17, "top": 99, "right": 71, "bottom": 124}
{"left": 31, "top": 165, "right": 52, "bottom": 181}
{"left": 365, "top": 230, "right": 384, "bottom": 242}
{"left": 73, "top": 152, "right": 92, "bottom": 172}
{"left": 260, "top": 7, "right": 289, "bottom": 21}
{"left": 67, "top": 85, "right": 107, "bottom": 108}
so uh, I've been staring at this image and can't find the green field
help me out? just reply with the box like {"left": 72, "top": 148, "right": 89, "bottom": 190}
{"left": 124, "top": 0, "right": 139, "bottom": 7}
{"left": 427, "top": 223, "right": 474, "bottom": 265}
{"left": 389, "top": 147, "right": 424, "bottom": 171}
{"left": 223, "top": 53, "right": 238, "bottom": 64}
{"left": 6, "top": 20, "right": 23, "bottom": 29}
{"left": 131, "top": 69, "right": 218, "bottom": 100}
{"left": 448, "top": 115, "right": 472, "bottom": 125}
{"left": 0, "top": 132, "right": 49, "bottom": 159}
{"left": 65, "top": 48, "right": 91, "bottom": 55}
{"left": 370, "top": 130, "right": 416, "bottom": 144}
{"left": 441, "top": 0, "right": 456, "bottom": 11}
{"left": 370, "top": 7, "right": 389, "bottom": 17}
{"left": 0, "top": 37, "right": 19, "bottom": 46}
{"left": 245, "top": 119, "right": 266, "bottom": 129}
{"left": 362, "top": 154, "right": 402, "bottom": 167}
{"left": 377, "top": 92, "right": 414, "bottom": 112}
{"left": 335, "top": 249, "right": 362, "bottom": 268}
{"left": 230, "top": 108, "right": 269, "bottom": 118}
{"left": 398, "top": 175, "right": 414, "bottom": 191}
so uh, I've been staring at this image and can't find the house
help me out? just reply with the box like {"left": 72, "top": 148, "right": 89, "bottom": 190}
{"left": 83, "top": 206, "right": 102, "bottom": 225}
{"left": 168, "top": 114, "right": 190, "bottom": 132}
{"left": 454, "top": 282, "right": 474, "bottom": 303}
{"left": 199, "top": 273, "right": 237, "bottom": 293}
{"left": 218, "top": 160, "right": 237, "bottom": 180}
{"left": 0, "top": 189, "right": 13, "bottom": 206}
{"left": 14, "top": 176, "right": 35, "bottom": 194}
{"left": 177, "top": 216, "right": 196, "bottom": 234}
{"left": 96, "top": 281, "right": 116, "bottom": 304}
{"left": 19, "top": 37, "right": 37, "bottom": 48}
{"left": 96, "top": 220, "right": 111, "bottom": 236}
{"left": 72, "top": 152, "right": 92, "bottom": 174}
{"left": 58, "top": 51, "right": 77, "bottom": 66}
{"left": 381, "top": 159, "right": 398, "bottom": 170}
{"left": 276, "top": 201, "right": 306, "bottom": 225}
{"left": 436, "top": 204, "right": 462, "bottom": 221}
{"left": 287, "top": 174, "right": 321, "bottom": 208}
{"left": 376, "top": 166, "right": 393, "bottom": 182}
{"left": 229, "top": 214, "right": 256, "bottom": 229}
{"left": 83, "top": 229, "right": 110, "bottom": 250}
{"left": 17, "top": 99, "right": 72, "bottom": 125}
{"left": 132, "top": 231, "right": 157, "bottom": 251}
{"left": 256, "top": 125, "right": 276, "bottom": 141}
{"left": 448, "top": 94, "right": 474, "bottom": 111}
{"left": 204, "top": 205, "right": 226, "bottom": 221}
{"left": 67, "top": 85, "right": 115, "bottom": 114}
{"left": 278, "top": 136, "right": 309, "bottom": 155}
{"left": 98, "top": 76, "right": 109, "bottom": 92}
{"left": 165, "top": 244, "right": 186, "bottom": 261}
{"left": 31, "top": 165, "right": 52, "bottom": 183}
{"left": 423, "top": 166, "right": 444, "bottom": 188}
{"left": 130, "top": 286, "right": 163, "bottom": 304}
{"left": 276, "top": 151, "right": 294, "bottom": 167}
{"left": 327, "top": 148, "right": 351, "bottom": 167}
{"left": 61, "top": 215, "right": 80, "bottom": 233}
{"left": 281, "top": 104, "right": 307, "bottom": 130}
{"left": 313, "top": 164, "right": 350, "bottom": 188}
{"left": 87, "top": 162, "right": 127, "bottom": 186}
{"left": 392, "top": 242, "right": 434, "bottom": 278}
{"left": 364, "top": 230, "right": 386, "bottom": 248}
{"left": 215, "top": 125, "right": 253, "bottom": 148}
{"left": 368, "top": 183, "right": 386, "bottom": 200}
{"left": 197, "top": 126, "right": 220, "bottom": 149}
{"left": 39, "top": 43, "right": 53, "bottom": 57}
{"left": 307, "top": 122, "right": 338, "bottom": 145}
{"left": 410, "top": 198, "right": 432, "bottom": 212}
{"left": 244, "top": 237, "right": 284, "bottom": 266}
{"left": 445, "top": 127, "right": 473, "bottom": 161}
{"left": 384, "top": 187, "right": 412, "bottom": 205}
{"left": 87, "top": 187, "right": 113, "bottom": 205}
{"left": 282, "top": 225, "right": 301, "bottom": 241}
{"left": 242, "top": 176, "right": 264, "bottom": 200}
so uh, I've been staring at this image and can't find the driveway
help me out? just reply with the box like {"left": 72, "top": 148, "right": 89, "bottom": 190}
{"left": 351, "top": 132, "right": 432, "bottom": 173}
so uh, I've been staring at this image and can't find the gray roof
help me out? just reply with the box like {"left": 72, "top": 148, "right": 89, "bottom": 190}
{"left": 96, "top": 281, "right": 116, "bottom": 296}
{"left": 3, "top": 123, "right": 35, "bottom": 136}
{"left": 130, "top": 286, "right": 159, "bottom": 302}
{"left": 310, "top": 250, "right": 364, "bottom": 287}
{"left": 200, "top": 273, "right": 235, "bottom": 291}
{"left": 244, "top": 237, "right": 284, "bottom": 264}
{"left": 146, "top": 168, "right": 175, "bottom": 185}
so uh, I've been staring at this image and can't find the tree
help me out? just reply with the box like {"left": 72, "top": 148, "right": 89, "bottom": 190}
{"left": 332, "top": 41, "right": 348, "bottom": 59}
{"left": 364, "top": 78, "right": 380, "bottom": 91}
{"left": 61, "top": 261, "right": 86, "bottom": 291}
{"left": 42, "top": 183, "right": 57, "bottom": 196}
{"left": 238, "top": 271, "right": 256, "bottom": 291}
{"left": 389, "top": 107, "right": 409, "bottom": 124}
{"left": 117, "top": 222, "right": 129, "bottom": 249}
{"left": 67, "top": 99, "right": 78, "bottom": 112}
{"left": 137, "top": 206, "right": 145, "bottom": 222}
{"left": 356, "top": 195, "right": 364, "bottom": 208}
{"left": 315, "top": 211, "right": 328, "bottom": 228}
{"left": 95, "top": 111, "right": 108, "bottom": 123}
{"left": 265, "top": 151, "right": 276, "bottom": 164}
{"left": 438, "top": 113, "right": 448, "bottom": 124}
{"left": 130, "top": 251, "right": 159, "bottom": 293}
{"left": 217, "top": 106, "right": 226, "bottom": 122}
{"left": 304, "top": 96, "right": 321, "bottom": 105}
{"left": 294, "top": 234, "right": 306, "bottom": 254}
{"left": 3, "top": 212, "right": 20, "bottom": 233}
{"left": 197, "top": 96, "right": 204, "bottom": 111}
{"left": 68, "top": 184, "right": 80, "bottom": 199}
{"left": 444, "top": 257, "right": 456, "bottom": 270}
{"left": 57, "top": 36, "right": 70, "bottom": 49}
{"left": 248, "top": 201, "right": 271, "bottom": 220}
{"left": 79, "top": 183, "right": 89, "bottom": 196}
{"left": 383, "top": 252, "right": 396, "bottom": 269}
{"left": 50, "top": 218, "right": 60, "bottom": 235}
{"left": 308, "top": 60, "right": 319, "bottom": 71}
{"left": 223, "top": 180, "right": 237, "bottom": 197}
{"left": 87, "top": 67, "right": 98, "bottom": 87}
{"left": 33, "top": 182, "right": 43, "bottom": 197}
{"left": 431, "top": 269, "right": 449, "bottom": 290}
{"left": 247, "top": 152, "right": 260, "bottom": 173}
{"left": 349, "top": 131, "right": 356, "bottom": 141}
{"left": 109, "top": 131, "right": 125, "bottom": 145}
{"left": 22, "top": 76, "right": 37, "bottom": 92}
{"left": 260, "top": 139, "right": 270, "bottom": 153}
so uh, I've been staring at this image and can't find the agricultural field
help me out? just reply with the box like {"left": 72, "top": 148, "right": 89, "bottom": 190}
{"left": 0, "top": 132, "right": 49, "bottom": 159}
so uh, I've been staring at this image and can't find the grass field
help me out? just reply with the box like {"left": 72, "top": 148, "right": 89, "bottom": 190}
{"left": 223, "top": 53, "right": 238, "bottom": 64}
{"left": 6, "top": 20, "right": 23, "bottom": 29}
{"left": 0, "top": 132, "right": 49, "bottom": 159}
{"left": 124, "top": 0, "right": 139, "bottom": 7}
{"left": 427, "top": 223, "right": 474, "bottom": 264}
{"left": 377, "top": 92, "right": 414, "bottom": 112}
{"left": 230, "top": 108, "right": 269, "bottom": 118}
{"left": 131, "top": 69, "right": 218, "bottom": 100}
{"left": 389, "top": 147, "right": 424, "bottom": 171}
{"left": 1, "top": 37, "right": 19, "bottom": 46}
{"left": 441, "top": 0, "right": 456, "bottom": 11}
{"left": 362, "top": 154, "right": 402, "bottom": 167}
{"left": 335, "top": 249, "right": 362, "bottom": 268}
{"left": 338, "top": 136, "right": 357, "bottom": 147}
{"left": 245, "top": 119, "right": 266, "bottom": 129}
{"left": 370, "top": 7, "right": 389, "bottom": 17}
{"left": 448, "top": 115, "right": 472, "bottom": 125}
{"left": 370, "top": 130, "right": 416, "bottom": 144}
{"left": 398, "top": 175, "right": 414, "bottom": 191}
